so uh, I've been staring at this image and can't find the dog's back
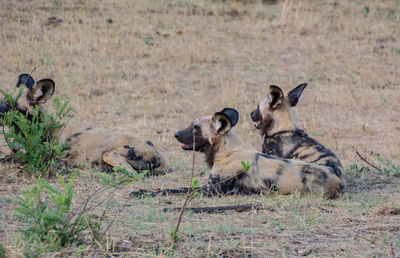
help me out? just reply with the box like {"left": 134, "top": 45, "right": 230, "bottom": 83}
{"left": 262, "top": 130, "right": 342, "bottom": 177}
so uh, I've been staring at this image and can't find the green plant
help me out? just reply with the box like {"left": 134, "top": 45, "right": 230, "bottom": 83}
{"left": 191, "top": 178, "right": 200, "bottom": 198}
{"left": 241, "top": 161, "right": 250, "bottom": 172}
{"left": 0, "top": 89, "right": 71, "bottom": 177}
{"left": 346, "top": 163, "right": 370, "bottom": 177}
{"left": 271, "top": 221, "right": 285, "bottom": 232}
{"left": 377, "top": 157, "right": 400, "bottom": 177}
{"left": 98, "top": 166, "right": 148, "bottom": 187}
{"left": 14, "top": 170, "right": 95, "bottom": 257}
{"left": 364, "top": 6, "right": 370, "bottom": 15}
{"left": 106, "top": 17, "right": 113, "bottom": 24}
{"left": 169, "top": 230, "right": 178, "bottom": 251}
{"left": 0, "top": 243, "right": 5, "bottom": 258}
{"left": 0, "top": 88, "right": 23, "bottom": 109}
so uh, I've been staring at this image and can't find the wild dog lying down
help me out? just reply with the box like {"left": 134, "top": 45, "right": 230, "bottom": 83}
{"left": 0, "top": 74, "right": 167, "bottom": 175}
{"left": 131, "top": 108, "right": 343, "bottom": 198}
{"left": 250, "top": 83, "right": 344, "bottom": 179}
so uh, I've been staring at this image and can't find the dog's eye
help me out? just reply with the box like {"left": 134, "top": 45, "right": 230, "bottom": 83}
{"left": 193, "top": 125, "right": 200, "bottom": 130}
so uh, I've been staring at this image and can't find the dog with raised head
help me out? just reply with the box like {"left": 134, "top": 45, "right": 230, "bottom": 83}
{"left": 132, "top": 108, "right": 343, "bottom": 198}
{"left": 0, "top": 74, "right": 167, "bottom": 175}
{"left": 250, "top": 83, "right": 343, "bottom": 181}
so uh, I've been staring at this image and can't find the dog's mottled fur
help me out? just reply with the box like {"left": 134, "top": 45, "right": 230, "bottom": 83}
{"left": 132, "top": 108, "right": 343, "bottom": 198}
{"left": 0, "top": 74, "right": 166, "bottom": 174}
{"left": 250, "top": 83, "right": 343, "bottom": 181}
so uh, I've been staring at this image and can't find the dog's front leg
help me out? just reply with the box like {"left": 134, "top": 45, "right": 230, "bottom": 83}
{"left": 207, "top": 175, "right": 241, "bottom": 195}
{"left": 130, "top": 182, "right": 226, "bottom": 198}
{"left": 130, "top": 187, "right": 192, "bottom": 197}
{"left": 130, "top": 174, "right": 242, "bottom": 198}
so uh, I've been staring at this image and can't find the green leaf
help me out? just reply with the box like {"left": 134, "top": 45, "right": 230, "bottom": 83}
{"left": 241, "top": 161, "right": 250, "bottom": 172}
{"left": 191, "top": 178, "right": 199, "bottom": 189}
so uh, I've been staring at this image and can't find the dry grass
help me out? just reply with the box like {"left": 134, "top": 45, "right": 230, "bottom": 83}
{"left": 0, "top": 0, "right": 399, "bottom": 256}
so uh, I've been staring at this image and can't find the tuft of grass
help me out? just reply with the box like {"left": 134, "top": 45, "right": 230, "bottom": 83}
{"left": 345, "top": 163, "right": 370, "bottom": 177}
{"left": 270, "top": 221, "right": 286, "bottom": 232}
{"left": 106, "top": 17, "right": 113, "bottom": 24}
{"left": 376, "top": 157, "right": 400, "bottom": 177}
{"left": 0, "top": 243, "right": 5, "bottom": 258}
{"left": 98, "top": 166, "right": 148, "bottom": 187}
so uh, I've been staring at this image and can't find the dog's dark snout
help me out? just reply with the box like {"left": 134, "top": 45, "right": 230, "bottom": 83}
{"left": 174, "top": 132, "right": 180, "bottom": 139}
{"left": 250, "top": 109, "right": 257, "bottom": 121}
{"left": 174, "top": 127, "right": 193, "bottom": 145}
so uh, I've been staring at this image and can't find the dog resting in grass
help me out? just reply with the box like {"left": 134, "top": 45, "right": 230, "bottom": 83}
{"left": 250, "top": 83, "right": 344, "bottom": 181}
{"left": 131, "top": 108, "right": 343, "bottom": 198}
{"left": 0, "top": 74, "right": 167, "bottom": 175}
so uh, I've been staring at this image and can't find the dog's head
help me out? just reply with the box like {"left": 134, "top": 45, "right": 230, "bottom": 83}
{"left": 250, "top": 83, "right": 307, "bottom": 136}
{"left": 174, "top": 108, "right": 239, "bottom": 152}
{"left": 0, "top": 74, "right": 55, "bottom": 115}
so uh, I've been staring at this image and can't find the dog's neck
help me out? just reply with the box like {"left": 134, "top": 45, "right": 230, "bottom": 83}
{"left": 264, "top": 107, "right": 301, "bottom": 137}
{"left": 265, "top": 129, "right": 307, "bottom": 140}
{"left": 204, "top": 130, "right": 250, "bottom": 169}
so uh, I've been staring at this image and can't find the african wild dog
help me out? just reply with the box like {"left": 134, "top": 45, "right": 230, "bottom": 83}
{"left": 0, "top": 74, "right": 167, "bottom": 175}
{"left": 131, "top": 108, "right": 343, "bottom": 198}
{"left": 250, "top": 83, "right": 343, "bottom": 181}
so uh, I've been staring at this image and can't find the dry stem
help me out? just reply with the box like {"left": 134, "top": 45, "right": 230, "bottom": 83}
{"left": 169, "top": 131, "right": 196, "bottom": 250}
{"left": 355, "top": 148, "right": 382, "bottom": 172}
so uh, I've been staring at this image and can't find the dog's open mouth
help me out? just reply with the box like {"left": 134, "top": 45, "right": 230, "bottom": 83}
{"left": 253, "top": 120, "right": 261, "bottom": 129}
{"left": 181, "top": 143, "right": 193, "bottom": 150}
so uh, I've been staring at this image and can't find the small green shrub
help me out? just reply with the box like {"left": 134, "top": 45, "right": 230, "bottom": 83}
{"left": 0, "top": 89, "right": 71, "bottom": 176}
{"left": 377, "top": 157, "right": 400, "bottom": 177}
{"left": 346, "top": 163, "right": 370, "bottom": 177}
{"left": 98, "top": 166, "right": 148, "bottom": 187}
{"left": 346, "top": 157, "right": 400, "bottom": 178}
{"left": 14, "top": 170, "right": 96, "bottom": 257}
{"left": 14, "top": 166, "right": 146, "bottom": 257}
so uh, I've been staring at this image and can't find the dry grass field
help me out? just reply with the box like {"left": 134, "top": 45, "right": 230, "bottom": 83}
{"left": 1, "top": 0, "right": 400, "bottom": 256}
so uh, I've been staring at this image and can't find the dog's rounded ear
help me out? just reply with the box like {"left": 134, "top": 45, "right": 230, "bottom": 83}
{"left": 34, "top": 79, "right": 55, "bottom": 103}
{"left": 16, "top": 74, "right": 35, "bottom": 89}
{"left": 269, "top": 85, "right": 284, "bottom": 109}
{"left": 212, "top": 108, "right": 239, "bottom": 135}
{"left": 220, "top": 108, "right": 239, "bottom": 127}
{"left": 288, "top": 83, "right": 307, "bottom": 106}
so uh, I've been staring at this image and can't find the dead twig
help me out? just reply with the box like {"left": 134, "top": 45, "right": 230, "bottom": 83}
{"left": 354, "top": 148, "right": 381, "bottom": 172}
{"left": 389, "top": 241, "right": 396, "bottom": 258}
{"left": 54, "top": 115, "right": 73, "bottom": 145}
{"left": 163, "top": 203, "right": 273, "bottom": 213}
{"left": 102, "top": 199, "right": 129, "bottom": 238}
{"left": 66, "top": 175, "right": 135, "bottom": 228}
{"left": 87, "top": 220, "right": 104, "bottom": 251}
{"left": 351, "top": 222, "right": 362, "bottom": 241}
{"left": 169, "top": 130, "right": 196, "bottom": 250}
